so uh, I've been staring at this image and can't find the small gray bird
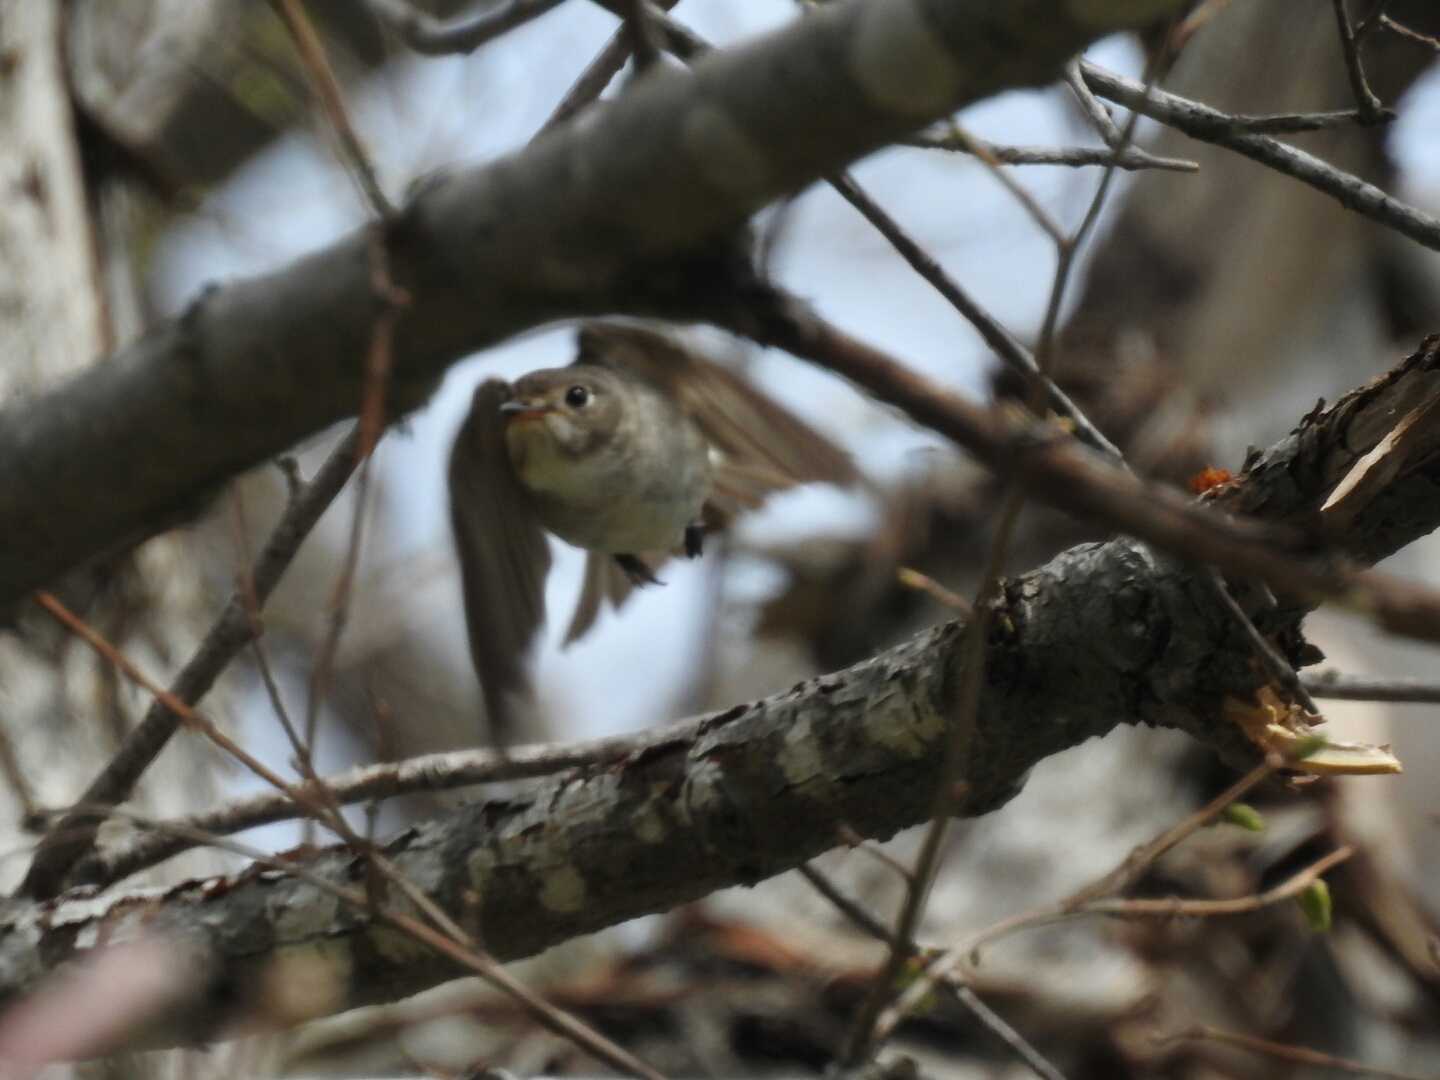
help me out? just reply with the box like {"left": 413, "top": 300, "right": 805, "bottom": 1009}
{"left": 448, "top": 321, "right": 857, "bottom": 741}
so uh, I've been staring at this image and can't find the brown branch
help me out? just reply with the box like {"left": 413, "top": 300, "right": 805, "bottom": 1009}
{"left": 270, "top": 0, "right": 395, "bottom": 219}
{"left": 1162, "top": 1023, "right": 1430, "bottom": 1079}
{"left": 367, "top": 0, "right": 568, "bottom": 56}
{"left": 1079, "top": 63, "right": 1439, "bottom": 253}
{"left": 1331, "top": 0, "right": 1389, "bottom": 124}
{"left": 727, "top": 297, "right": 1440, "bottom": 646}
{"left": 21, "top": 431, "right": 362, "bottom": 899}
{"left": 73, "top": 727, "right": 672, "bottom": 889}
{"left": 904, "top": 131, "right": 1198, "bottom": 172}
{"left": 799, "top": 866, "right": 1068, "bottom": 1080}
{"left": 122, "top": 813, "right": 664, "bottom": 1080}
{"left": 0, "top": 1, "right": 1188, "bottom": 608}
{"left": 877, "top": 846, "right": 1354, "bottom": 1041}
{"left": 1304, "top": 671, "right": 1440, "bottom": 703}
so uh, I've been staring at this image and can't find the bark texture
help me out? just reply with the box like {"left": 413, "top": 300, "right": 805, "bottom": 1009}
{"left": 4, "top": 336, "right": 1440, "bottom": 1048}
{"left": 0, "top": 0, "right": 1186, "bottom": 609}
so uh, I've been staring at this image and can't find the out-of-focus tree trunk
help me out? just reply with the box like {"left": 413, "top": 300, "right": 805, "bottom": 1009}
{"left": 0, "top": 1, "right": 231, "bottom": 895}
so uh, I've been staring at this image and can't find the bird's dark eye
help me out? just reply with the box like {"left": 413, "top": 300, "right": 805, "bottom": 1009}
{"left": 565, "top": 385, "right": 591, "bottom": 408}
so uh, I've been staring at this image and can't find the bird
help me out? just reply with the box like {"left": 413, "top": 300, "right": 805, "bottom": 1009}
{"left": 448, "top": 320, "right": 858, "bottom": 742}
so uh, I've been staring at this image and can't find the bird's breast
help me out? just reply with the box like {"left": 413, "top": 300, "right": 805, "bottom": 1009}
{"left": 512, "top": 415, "right": 710, "bottom": 554}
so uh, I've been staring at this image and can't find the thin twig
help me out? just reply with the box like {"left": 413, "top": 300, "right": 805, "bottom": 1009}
{"left": 875, "top": 847, "right": 1354, "bottom": 1043}
{"left": 1064, "top": 57, "right": 1121, "bottom": 145}
{"left": 1064, "top": 758, "right": 1277, "bottom": 907}
{"left": 112, "top": 811, "right": 665, "bottom": 1080}
{"left": 896, "top": 568, "right": 973, "bottom": 615}
{"left": 826, "top": 172, "right": 1121, "bottom": 460}
{"left": 1330, "top": 0, "right": 1388, "bottom": 123}
{"left": 722, "top": 301, "right": 1440, "bottom": 650}
{"left": 1303, "top": 671, "right": 1440, "bottom": 703}
{"left": 1083, "top": 844, "right": 1351, "bottom": 916}
{"left": 942, "top": 123, "right": 1066, "bottom": 245}
{"left": 21, "top": 430, "right": 362, "bottom": 899}
{"left": 73, "top": 727, "right": 680, "bottom": 888}
{"left": 31, "top": 594, "right": 346, "bottom": 837}
{"left": 616, "top": 0, "right": 662, "bottom": 70}
{"left": 270, "top": 0, "right": 395, "bottom": 219}
{"left": 870, "top": 759, "right": 1294, "bottom": 1036}
{"left": 1203, "top": 567, "right": 1320, "bottom": 715}
{"left": 302, "top": 237, "right": 409, "bottom": 836}
{"left": 904, "top": 132, "right": 1198, "bottom": 173}
{"left": 1376, "top": 14, "right": 1440, "bottom": 52}
{"left": 1162, "top": 1022, "right": 1430, "bottom": 1079}
{"left": 367, "top": 0, "right": 568, "bottom": 56}
{"left": 1079, "top": 63, "right": 1440, "bottom": 253}
{"left": 799, "top": 865, "right": 1068, "bottom": 1080}
{"left": 842, "top": 482, "right": 1023, "bottom": 1065}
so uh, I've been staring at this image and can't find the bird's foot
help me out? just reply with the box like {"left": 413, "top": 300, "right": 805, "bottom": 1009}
{"left": 616, "top": 554, "right": 663, "bottom": 587}
{"left": 684, "top": 524, "right": 704, "bottom": 559}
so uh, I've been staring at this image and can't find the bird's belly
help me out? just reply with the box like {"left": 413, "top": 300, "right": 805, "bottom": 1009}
{"left": 538, "top": 494, "right": 694, "bottom": 554}
{"left": 524, "top": 449, "right": 706, "bottom": 554}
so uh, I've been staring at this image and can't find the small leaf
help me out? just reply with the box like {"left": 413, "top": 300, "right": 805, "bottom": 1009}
{"left": 1297, "top": 879, "right": 1333, "bottom": 932}
{"left": 1220, "top": 802, "right": 1265, "bottom": 832}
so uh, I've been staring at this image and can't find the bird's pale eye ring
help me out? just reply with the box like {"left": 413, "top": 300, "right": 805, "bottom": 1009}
{"left": 564, "top": 385, "right": 591, "bottom": 408}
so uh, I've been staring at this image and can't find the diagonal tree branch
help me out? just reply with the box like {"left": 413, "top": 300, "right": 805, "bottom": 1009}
{"left": 4, "top": 337, "right": 1438, "bottom": 1050}
{"left": 0, "top": 0, "right": 1184, "bottom": 609}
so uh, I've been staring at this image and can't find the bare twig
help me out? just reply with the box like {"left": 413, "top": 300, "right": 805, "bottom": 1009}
{"left": 367, "top": 0, "right": 568, "bottom": 56}
{"left": 876, "top": 846, "right": 1354, "bottom": 1042}
{"left": 302, "top": 237, "right": 409, "bottom": 835}
{"left": 1303, "top": 671, "right": 1440, "bottom": 703}
{"left": 535, "top": 0, "right": 679, "bottom": 134}
{"left": 870, "top": 756, "right": 1287, "bottom": 1029}
{"left": 1203, "top": 567, "right": 1319, "bottom": 716}
{"left": 1163, "top": 1023, "right": 1428, "bottom": 1079}
{"left": 616, "top": 0, "right": 662, "bottom": 70}
{"left": 1064, "top": 57, "right": 1122, "bottom": 145}
{"left": 725, "top": 301, "right": 1440, "bottom": 646}
{"left": 21, "top": 431, "right": 362, "bottom": 900}
{"left": 843, "top": 479, "right": 1025, "bottom": 1065}
{"left": 30, "top": 594, "right": 345, "bottom": 834}
{"left": 825, "top": 173, "right": 1121, "bottom": 460}
{"left": 1064, "top": 759, "right": 1276, "bottom": 907}
{"left": 1376, "top": 14, "right": 1440, "bottom": 51}
{"left": 1082, "top": 844, "right": 1351, "bottom": 917}
{"left": 896, "top": 568, "right": 973, "bottom": 615}
{"left": 73, "top": 727, "right": 678, "bottom": 888}
{"left": 1330, "top": 0, "right": 1388, "bottom": 123}
{"left": 1079, "top": 63, "right": 1440, "bottom": 254}
{"left": 116, "top": 812, "right": 665, "bottom": 1080}
{"left": 799, "top": 865, "right": 1068, "bottom": 1080}
{"left": 270, "top": 0, "right": 395, "bottom": 219}
{"left": 905, "top": 131, "right": 1197, "bottom": 172}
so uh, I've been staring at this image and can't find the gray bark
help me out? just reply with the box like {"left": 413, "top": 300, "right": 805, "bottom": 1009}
{"left": 0, "top": 0, "right": 1186, "bottom": 609}
{"left": 4, "top": 335, "right": 1439, "bottom": 1050}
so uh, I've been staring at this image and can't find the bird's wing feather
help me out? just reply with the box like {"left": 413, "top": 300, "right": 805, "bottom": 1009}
{"left": 563, "top": 321, "right": 860, "bottom": 644}
{"left": 563, "top": 552, "right": 637, "bottom": 646}
{"left": 449, "top": 379, "right": 552, "bottom": 744}
{"left": 575, "top": 321, "right": 859, "bottom": 496}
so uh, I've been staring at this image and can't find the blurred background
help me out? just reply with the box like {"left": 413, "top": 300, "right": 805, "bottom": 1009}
{"left": 4, "top": 0, "right": 1440, "bottom": 1075}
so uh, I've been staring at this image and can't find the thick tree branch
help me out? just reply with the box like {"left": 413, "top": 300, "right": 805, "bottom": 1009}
{"left": 0, "top": 0, "right": 1182, "bottom": 608}
{"left": 3, "top": 335, "right": 1439, "bottom": 1046}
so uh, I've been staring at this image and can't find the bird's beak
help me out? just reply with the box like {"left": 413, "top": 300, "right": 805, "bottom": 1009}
{"left": 499, "top": 400, "right": 552, "bottom": 421}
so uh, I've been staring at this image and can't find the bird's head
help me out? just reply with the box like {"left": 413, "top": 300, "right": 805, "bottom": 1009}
{"left": 500, "top": 366, "right": 625, "bottom": 475}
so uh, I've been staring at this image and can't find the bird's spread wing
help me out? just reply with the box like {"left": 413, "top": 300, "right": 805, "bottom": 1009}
{"left": 449, "top": 379, "right": 552, "bottom": 743}
{"left": 564, "top": 551, "right": 638, "bottom": 646}
{"left": 575, "top": 321, "right": 859, "bottom": 523}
